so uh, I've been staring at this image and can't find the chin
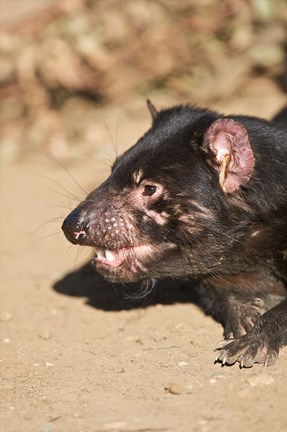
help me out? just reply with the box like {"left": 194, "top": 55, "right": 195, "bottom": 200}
{"left": 91, "top": 242, "right": 179, "bottom": 283}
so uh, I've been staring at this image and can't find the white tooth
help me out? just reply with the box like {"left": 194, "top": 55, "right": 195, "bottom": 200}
{"left": 95, "top": 248, "right": 104, "bottom": 259}
{"left": 105, "top": 250, "right": 114, "bottom": 262}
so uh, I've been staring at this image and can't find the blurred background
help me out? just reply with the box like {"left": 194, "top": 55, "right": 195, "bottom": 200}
{"left": 0, "top": 0, "right": 286, "bottom": 162}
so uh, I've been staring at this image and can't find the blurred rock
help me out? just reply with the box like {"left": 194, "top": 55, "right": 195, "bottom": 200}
{"left": 247, "top": 374, "right": 275, "bottom": 387}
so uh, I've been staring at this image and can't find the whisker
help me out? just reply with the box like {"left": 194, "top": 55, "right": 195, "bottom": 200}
{"left": 85, "top": 153, "right": 112, "bottom": 170}
{"left": 47, "top": 154, "right": 88, "bottom": 195}
{"left": 34, "top": 175, "right": 82, "bottom": 202}
{"left": 31, "top": 216, "right": 65, "bottom": 235}
{"left": 114, "top": 111, "right": 120, "bottom": 158}
{"left": 47, "top": 188, "right": 80, "bottom": 202}
{"left": 101, "top": 111, "right": 118, "bottom": 159}
{"left": 43, "top": 205, "right": 73, "bottom": 211}
{"left": 73, "top": 245, "right": 89, "bottom": 265}
{"left": 34, "top": 232, "right": 62, "bottom": 241}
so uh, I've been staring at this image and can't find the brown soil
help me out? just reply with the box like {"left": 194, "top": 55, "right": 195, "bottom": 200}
{"left": 1, "top": 80, "right": 287, "bottom": 432}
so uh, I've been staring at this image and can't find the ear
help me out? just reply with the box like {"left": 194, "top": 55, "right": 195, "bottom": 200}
{"left": 203, "top": 118, "right": 255, "bottom": 193}
{"left": 146, "top": 99, "right": 158, "bottom": 121}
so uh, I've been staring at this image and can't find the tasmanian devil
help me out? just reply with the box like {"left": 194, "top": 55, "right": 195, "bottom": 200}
{"left": 62, "top": 101, "right": 287, "bottom": 368}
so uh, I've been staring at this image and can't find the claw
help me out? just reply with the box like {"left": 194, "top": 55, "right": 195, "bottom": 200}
{"left": 216, "top": 338, "right": 234, "bottom": 350}
{"left": 214, "top": 354, "right": 220, "bottom": 362}
{"left": 214, "top": 350, "right": 227, "bottom": 363}
{"left": 240, "top": 354, "right": 254, "bottom": 368}
{"left": 264, "top": 351, "right": 277, "bottom": 367}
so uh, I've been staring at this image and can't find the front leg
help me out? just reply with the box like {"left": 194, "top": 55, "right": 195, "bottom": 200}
{"left": 216, "top": 299, "right": 287, "bottom": 367}
{"left": 195, "top": 279, "right": 284, "bottom": 340}
{"left": 222, "top": 293, "right": 284, "bottom": 340}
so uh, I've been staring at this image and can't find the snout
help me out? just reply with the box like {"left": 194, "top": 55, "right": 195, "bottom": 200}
{"left": 62, "top": 209, "right": 90, "bottom": 245}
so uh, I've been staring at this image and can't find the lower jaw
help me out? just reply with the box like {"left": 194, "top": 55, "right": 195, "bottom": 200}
{"left": 96, "top": 267, "right": 142, "bottom": 283}
{"left": 92, "top": 259, "right": 145, "bottom": 283}
{"left": 92, "top": 243, "right": 178, "bottom": 282}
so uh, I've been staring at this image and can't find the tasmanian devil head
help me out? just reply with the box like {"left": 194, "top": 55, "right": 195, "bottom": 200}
{"left": 62, "top": 102, "right": 256, "bottom": 283}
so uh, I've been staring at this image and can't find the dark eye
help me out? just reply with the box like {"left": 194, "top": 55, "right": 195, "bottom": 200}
{"left": 143, "top": 185, "right": 157, "bottom": 196}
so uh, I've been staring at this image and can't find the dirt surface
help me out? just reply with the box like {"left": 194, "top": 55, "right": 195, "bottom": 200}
{"left": 1, "top": 85, "right": 287, "bottom": 432}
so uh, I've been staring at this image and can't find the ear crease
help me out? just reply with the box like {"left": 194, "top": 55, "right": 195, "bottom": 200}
{"left": 203, "top": 118, "right": 255, "bottom": 193}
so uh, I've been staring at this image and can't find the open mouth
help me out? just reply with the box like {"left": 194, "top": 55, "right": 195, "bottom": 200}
{"left": 92, "top": 245, "right": 153, "bottom": 269}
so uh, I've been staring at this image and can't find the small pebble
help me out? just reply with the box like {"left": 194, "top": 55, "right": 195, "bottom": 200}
{"left": 165, "top": 382, "right": 193, "bottom": 395}
{"left": 104, "top": 421, "right": 127, "bottom": 429}
{"left": 45, "top": 362, "right": 54, "bottom": 369}
{"left": 165, "top": 383, "right": 184, "bottom": 395}
{"left": 0, "top": 312, "right": 13, "bottom": 322}
{"left": 247, "top": 374, "right": 274, "bottom": 387}
{"left": 238, "top": 388, "right": 252, "bottom": 398}
{"left": 50, "top": 308, "right": 58, "bottom": 315}
{"left": 39, "top": 330, "right": 51, "bottom": 340}
{"left": 209, "top": 374, "right": 225, "bottom": 384}
{"left": 198, "top": 419, "right": 208, "bottom": 425}
{"left": 177, "top": 361, "right": 189, "bottom": 366}
{"left": 3, "top": 338, "right": 10, "bottom": 344}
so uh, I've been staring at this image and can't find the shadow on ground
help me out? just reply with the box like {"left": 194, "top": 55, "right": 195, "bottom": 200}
{"left": 53, "top": 262, "right": 200, "bottom": 311}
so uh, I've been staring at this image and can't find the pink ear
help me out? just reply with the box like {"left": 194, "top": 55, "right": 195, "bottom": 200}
{"left": 203, "top": 118, "right": 255, "bottom": 193}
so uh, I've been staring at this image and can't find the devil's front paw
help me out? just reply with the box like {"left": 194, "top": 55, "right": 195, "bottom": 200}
{"left": 223, "top": 297, "right": 266, "bottom": 340}
{"left": 215, "top": 330, "right": 280, "bottom": 368}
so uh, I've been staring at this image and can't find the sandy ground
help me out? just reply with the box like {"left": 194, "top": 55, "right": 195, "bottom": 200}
{"left": 1, "top": 83, "right": 287, "bottom": 432}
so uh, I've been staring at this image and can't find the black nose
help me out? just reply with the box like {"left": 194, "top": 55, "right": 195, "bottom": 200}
{"left": 62, "top": 210, "right": 89, "bottom": 245}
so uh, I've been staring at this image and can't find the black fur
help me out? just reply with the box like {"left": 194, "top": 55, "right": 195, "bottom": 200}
{"left": 62, "top": 104, "right": 287, "bottom": 368}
